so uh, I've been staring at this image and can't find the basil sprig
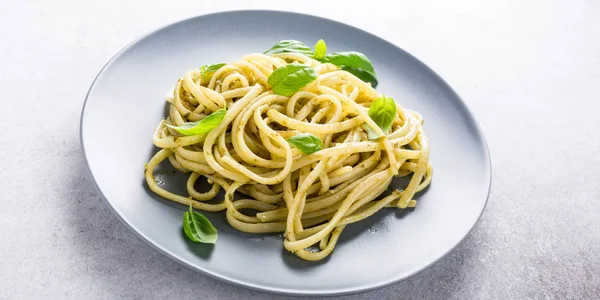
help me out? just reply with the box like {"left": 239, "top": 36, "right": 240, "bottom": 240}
{"left": 268, "top": 63, "right": 317, "bottom": 97}
{"left": 200, "top": 63, "right": 226, "bottom": 80}
{"left": 366, "top": 95, "right": 397, "bottom": 140}
{"left": 183, "top": 204, "right": 218, "bottom": 244}
{"left": 166, "top": 109, "right": 226, "bottom": 136}
{"left": 264, "top": 40, "right": 315, "bottom": 56}
{"left": 287, "top": 133, "right": 323, "bottom": 154}
{"left": 264, "top": 39, "right": 379, "bottom": 87}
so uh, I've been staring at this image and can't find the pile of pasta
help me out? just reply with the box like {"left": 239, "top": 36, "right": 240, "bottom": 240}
{"left": 145, "top": 52, "right": 432, "bottom": 261}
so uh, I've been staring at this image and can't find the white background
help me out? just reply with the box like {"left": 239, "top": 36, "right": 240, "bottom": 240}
{"left": 1, "top": 0, "right": 599, "bottom": 299}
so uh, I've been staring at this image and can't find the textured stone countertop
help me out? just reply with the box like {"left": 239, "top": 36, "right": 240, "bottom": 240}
{"left": 1, "top": 0, "right": 599, "bottom": 299}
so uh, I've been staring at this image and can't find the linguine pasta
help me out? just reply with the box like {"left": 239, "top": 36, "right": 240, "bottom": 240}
{"left": 144, "top": 51, "right": 432, "bottom": 261}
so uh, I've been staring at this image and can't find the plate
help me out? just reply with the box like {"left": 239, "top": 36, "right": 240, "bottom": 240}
{"left": 81, "top": 10, "right": 491, "bottom": 296}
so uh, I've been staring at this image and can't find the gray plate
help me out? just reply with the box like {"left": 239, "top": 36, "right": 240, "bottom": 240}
{"left": 80, "top": 10, "right": 491, "bottom": 296}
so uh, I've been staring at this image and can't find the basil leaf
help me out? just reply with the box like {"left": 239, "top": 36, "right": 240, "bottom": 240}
{"left": 366, "top": 95, "right": 396, "bottom": 140}
{"left": 342, "top": 66, "right": 378, "bottom": 88}
{"left": 183, "top": 204, "right": 218, "bottom": 244}
{"left": 200, "top": 63, "right": 226, "bottom": 80}
{"left": 287, "top": 133, "right": 323, "bottom": 154}
{"left": 314, "top": 39, "right": 327, "bottom": 60}
{"left": 268, "top": 63, "right": 317, "bottom": 97}
{"left": 264, "top": 40, "right": 314, "bottom": 56}
{"left": 166, "top": 109, "right": 226, "bottom": 136}
{"left": 323, "top": 51, "right": 375, "bottom": 73}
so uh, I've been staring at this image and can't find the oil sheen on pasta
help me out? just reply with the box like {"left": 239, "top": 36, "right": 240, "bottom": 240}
{"left": 145, "top": 52, "right": 432, "bottom": 261}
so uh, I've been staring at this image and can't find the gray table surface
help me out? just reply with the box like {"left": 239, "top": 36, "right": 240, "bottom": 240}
{"left": 2, "top": 0, "right": 599, "bottom": 299}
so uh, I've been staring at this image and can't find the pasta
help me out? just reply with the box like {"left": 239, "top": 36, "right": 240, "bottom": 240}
{"left": 144, "top": 50, "right": 432, "bottom": 261}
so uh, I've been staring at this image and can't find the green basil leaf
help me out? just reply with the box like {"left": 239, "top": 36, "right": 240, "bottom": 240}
{"left": 264, "top": 40, "right": 314, "bottom": 56}
{"left": 366, "top": 95, "right": 397, "bottom": 140}
{"left": 200, "top": 63, "right": 226, "bottom": 80}
{"left": 323, "top": 51, "right": 375, "bottom": 73}
{"left": 183, "top": 205, "right": 218, "bottom": 244}
{"left": 166, "top": 109, "right": 226, "bottom": 136}
{"left": 314, "top": 39, "right": 327, "bottom": 60}
{"left": 182, "top": 211, "right": 200, "bottom": 242}
{"left": 287, "top": 133, "right": 323, "bottom": 154}
{"left": 342, "top": 66, "right": 379, "bottom": 88}
{"left": 268, "top": 63, "right": 317, "bottom": 97}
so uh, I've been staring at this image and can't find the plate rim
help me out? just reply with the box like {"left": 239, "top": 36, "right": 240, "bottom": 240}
{"left": 80, "top": 9, "right": 492, "bottom": 296}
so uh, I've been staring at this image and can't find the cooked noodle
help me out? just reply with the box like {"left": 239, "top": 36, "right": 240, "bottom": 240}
{"left": 144, "top": 52, "right": 432, "bottom": 261}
